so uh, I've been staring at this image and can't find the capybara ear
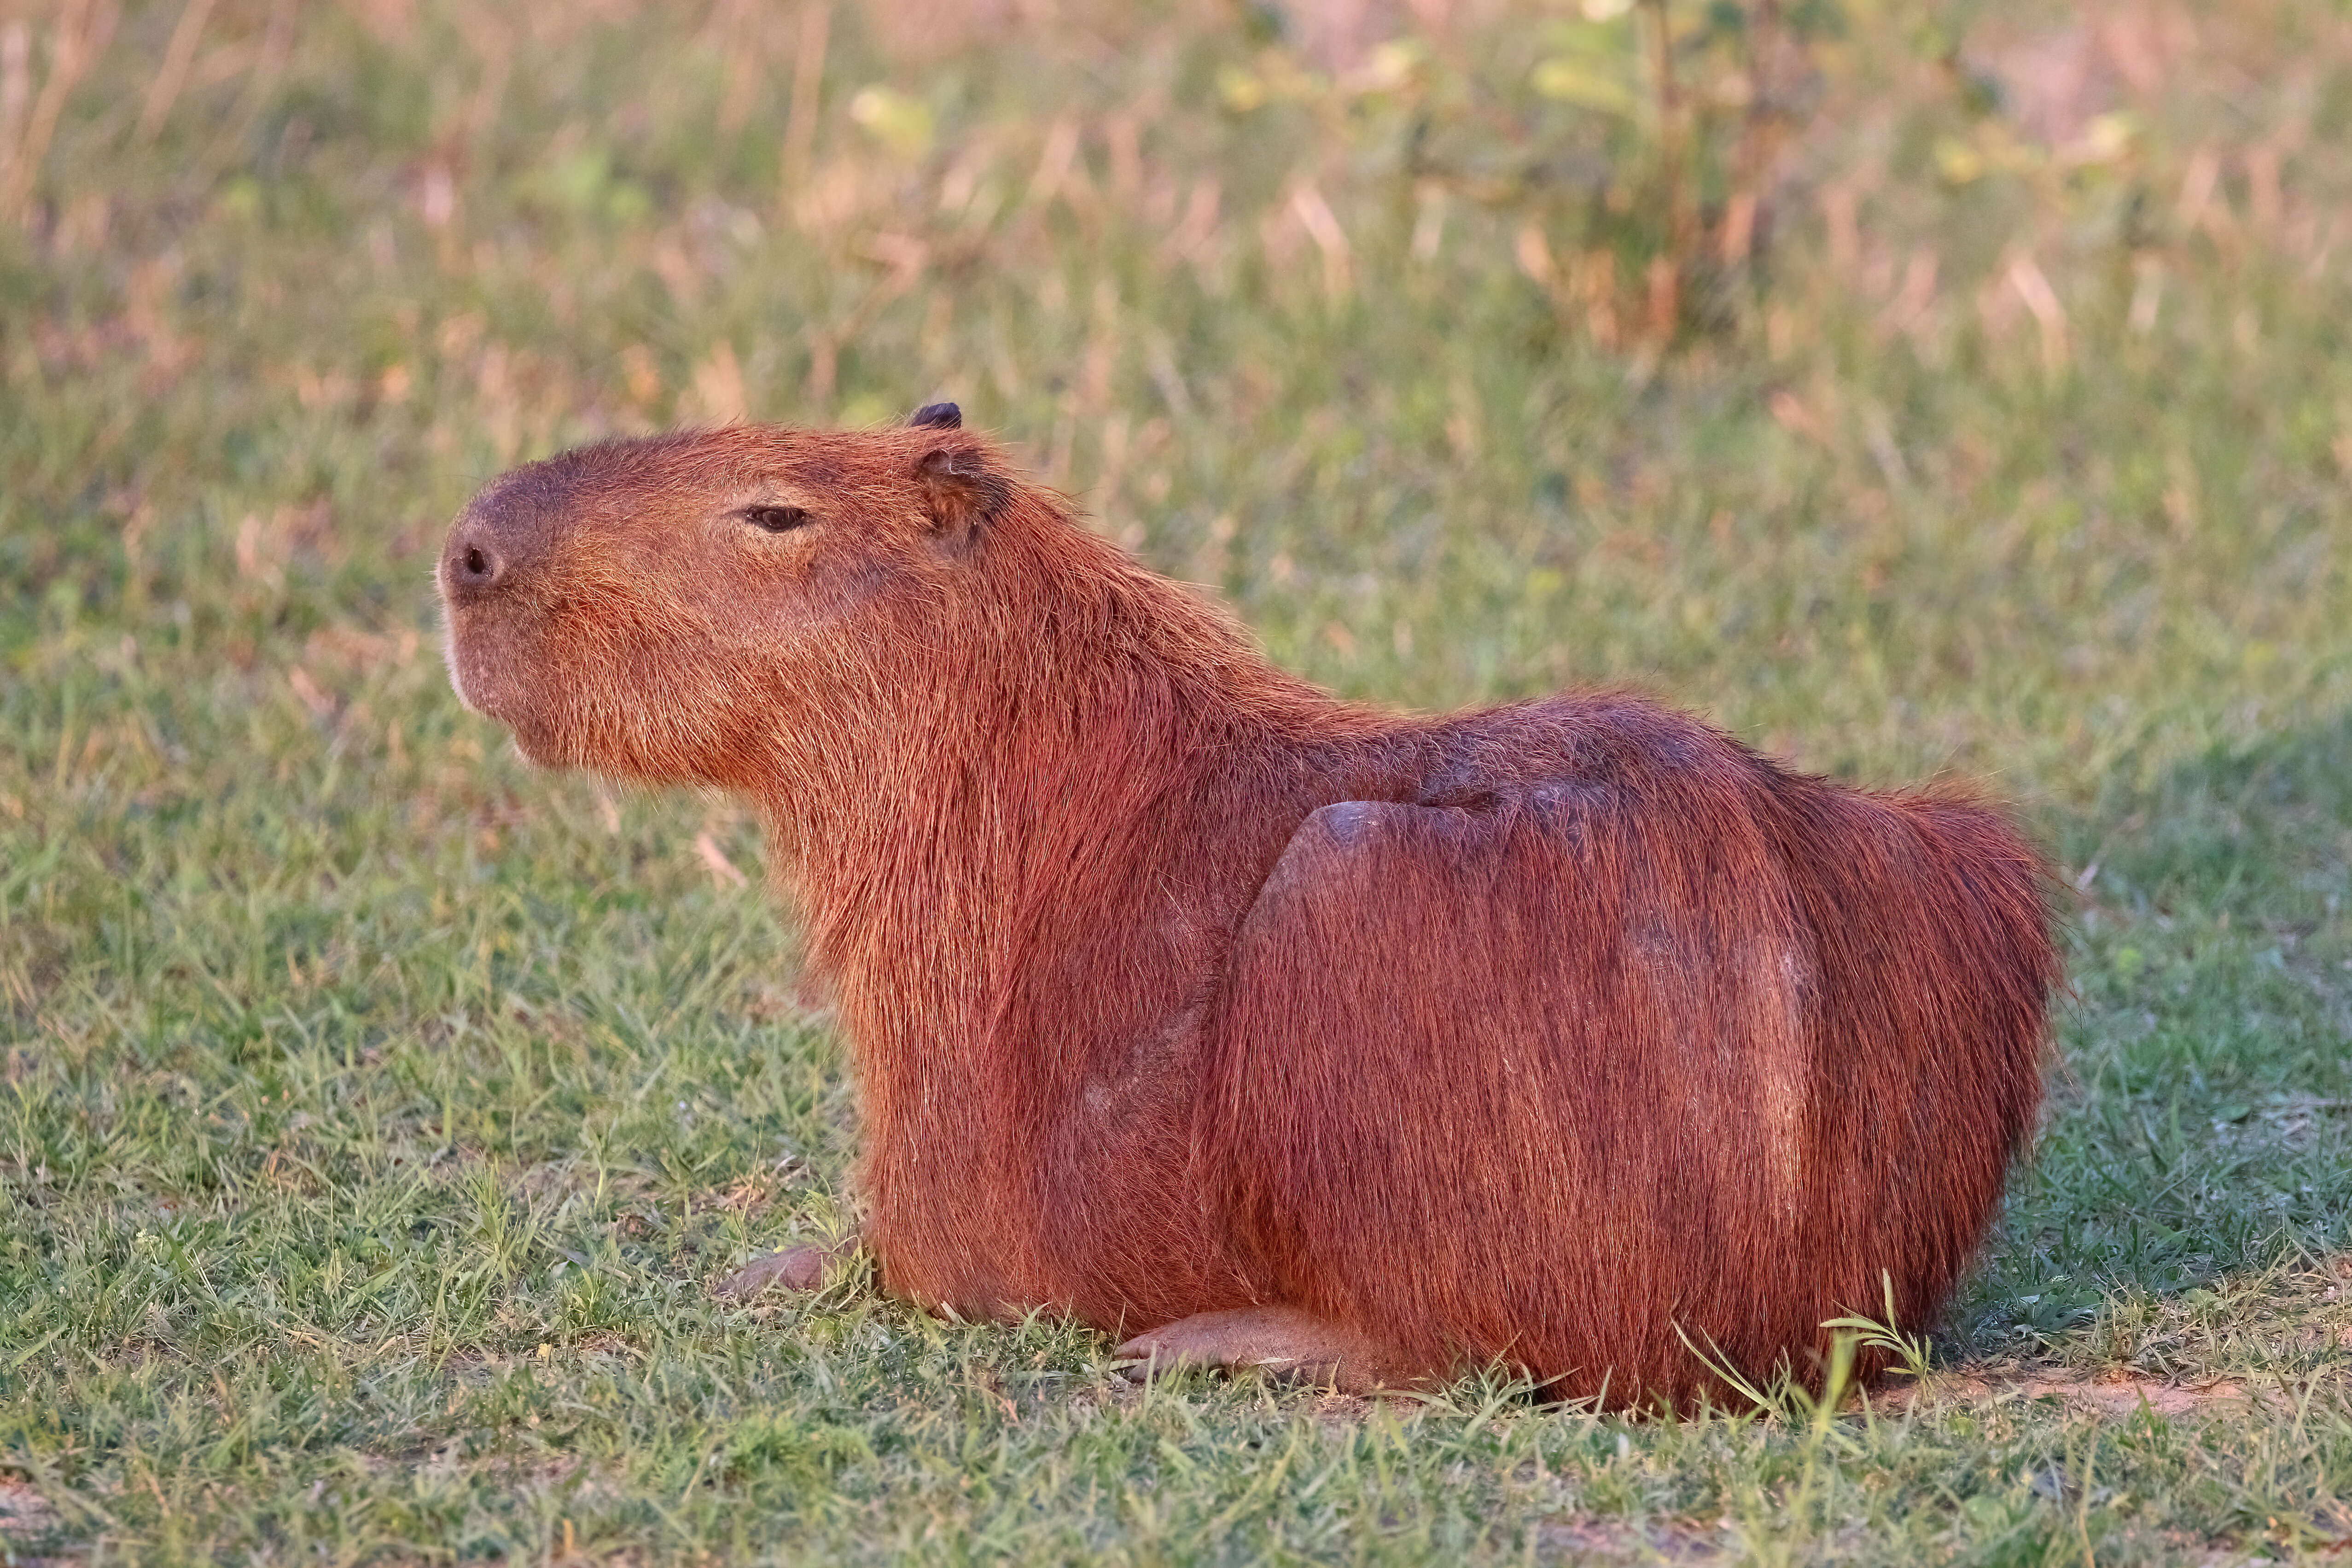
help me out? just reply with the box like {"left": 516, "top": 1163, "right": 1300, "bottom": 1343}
{"left": 916, "top": 443, "right": 1007, "bottom": 544}
{"left": 909, "top": 401, "right": 962, "bottom": 429}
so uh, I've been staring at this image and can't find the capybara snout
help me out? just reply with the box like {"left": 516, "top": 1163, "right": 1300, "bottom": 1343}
{"left": 438, "top": 447, "right": 610, "bottom": 603}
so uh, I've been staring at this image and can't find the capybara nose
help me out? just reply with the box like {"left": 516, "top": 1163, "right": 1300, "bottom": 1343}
{"left": 443, "top": 521, "right": 507, "bottom": 599}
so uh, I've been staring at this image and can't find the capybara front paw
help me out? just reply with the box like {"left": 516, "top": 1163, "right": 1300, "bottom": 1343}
{"left": 1113, "top": 1306, "right": 1404, "bottom": 1394}
{"left": 712, "top": 1238, "right": 858, "bottom": 1300}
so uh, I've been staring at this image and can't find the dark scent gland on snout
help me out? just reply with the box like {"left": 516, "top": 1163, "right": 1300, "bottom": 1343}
{"left": 436, "top": 414, "right": 2058, "bottom": 1410}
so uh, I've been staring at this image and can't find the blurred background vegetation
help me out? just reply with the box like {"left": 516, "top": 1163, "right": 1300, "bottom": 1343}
{"left": 4, "top": 0, "right": 2352, "bottom": 1560}
{"left": 6, "top": 0, "right": 2349, "bottom": 802}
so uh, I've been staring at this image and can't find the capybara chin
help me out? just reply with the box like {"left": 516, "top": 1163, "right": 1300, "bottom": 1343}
{"left": 438, "top": 402, "right": 2057, "bottom": 1411}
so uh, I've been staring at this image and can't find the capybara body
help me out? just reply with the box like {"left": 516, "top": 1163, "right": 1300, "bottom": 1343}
{"left": 439, "top": 408, "right": 2056, "bottom": 1409}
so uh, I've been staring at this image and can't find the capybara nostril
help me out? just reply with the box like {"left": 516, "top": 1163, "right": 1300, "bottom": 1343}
{"left": 445, "top": 529, "right": 505, "bottom": 595}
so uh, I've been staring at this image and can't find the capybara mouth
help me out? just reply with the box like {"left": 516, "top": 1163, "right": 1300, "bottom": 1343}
{"left": 439, "top": 601, "right": 569, "bottom": 763}
{"left": 438, "top": 618, "right": 494, "bottom": 719}
{"left": 437, "top": 597, "right": 509, "bottom": 717}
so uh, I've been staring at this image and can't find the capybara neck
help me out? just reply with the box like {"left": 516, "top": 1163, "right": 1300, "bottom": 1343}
{"left": 777, "top": 494, "right": 1393, "bottom": 980}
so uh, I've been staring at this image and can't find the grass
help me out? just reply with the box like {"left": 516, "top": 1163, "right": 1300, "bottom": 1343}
{"left": 3, "top": 0, "right": 2351, "bottom": 1560}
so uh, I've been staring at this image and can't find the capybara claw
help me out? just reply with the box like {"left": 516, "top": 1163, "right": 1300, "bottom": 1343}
{"left": 1114, "top": 1306, "right": 1402, "bottom": 1394}
{"left": 712, "top": 1239, "right": 856, "bottom": 1300}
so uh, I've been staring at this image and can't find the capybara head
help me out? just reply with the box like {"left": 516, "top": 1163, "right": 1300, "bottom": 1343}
{"left": 438, "top": 406, "right": 1010, "bottom": 787}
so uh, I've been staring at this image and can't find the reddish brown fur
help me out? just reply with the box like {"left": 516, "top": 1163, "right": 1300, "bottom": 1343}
{"left": 438, "top": 417, "right": 2057, "bottom": 1410}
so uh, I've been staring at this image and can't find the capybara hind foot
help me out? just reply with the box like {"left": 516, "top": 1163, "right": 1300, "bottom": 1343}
{"left": 1114, "top": 1307, "right": 1412, "bottom": 1394}
{"left": 712, "top": 1236, "right": 860, "bottom": 1300}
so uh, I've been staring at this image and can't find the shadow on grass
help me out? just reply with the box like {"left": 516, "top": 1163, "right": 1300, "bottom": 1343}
{"left": 2056, "top": 707, "right": 2352, "bottom": 927}
{"left": 1952, "top": 710, "right": 2352, "bottom": 1364}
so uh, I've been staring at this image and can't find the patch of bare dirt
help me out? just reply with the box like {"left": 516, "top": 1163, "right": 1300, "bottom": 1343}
{"left": 1536, "top": 1516, "right": 1729, "bottom": 1563}
{"left": 1906, "top": 1370, "right": 2252, "bottom": 1417}
{"left": 0, "top": 1477, "right": 59, "bottom": 1535}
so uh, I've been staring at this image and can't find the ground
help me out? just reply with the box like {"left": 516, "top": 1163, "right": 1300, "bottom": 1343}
{"left": 2, "top": 0, "right": 2350, "bottom": 1562}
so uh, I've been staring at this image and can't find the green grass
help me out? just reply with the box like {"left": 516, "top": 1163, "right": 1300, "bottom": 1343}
{"left": 4, "top": 0, "right": 2351, "bottom": 1561}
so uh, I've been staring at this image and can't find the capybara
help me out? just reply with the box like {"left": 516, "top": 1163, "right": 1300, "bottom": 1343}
{"left": 438, "top": 402, "right": 2057, "bottom": 1409}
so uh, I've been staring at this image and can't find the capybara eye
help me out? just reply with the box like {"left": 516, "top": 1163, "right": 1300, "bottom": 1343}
{"left": 739, "top": 504, "right": 810, "bottom": 533}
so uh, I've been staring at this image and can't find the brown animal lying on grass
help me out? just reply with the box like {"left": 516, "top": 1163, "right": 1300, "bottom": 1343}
{"left": 438, "top": 402, "right": 2057, "bottom": 1410}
